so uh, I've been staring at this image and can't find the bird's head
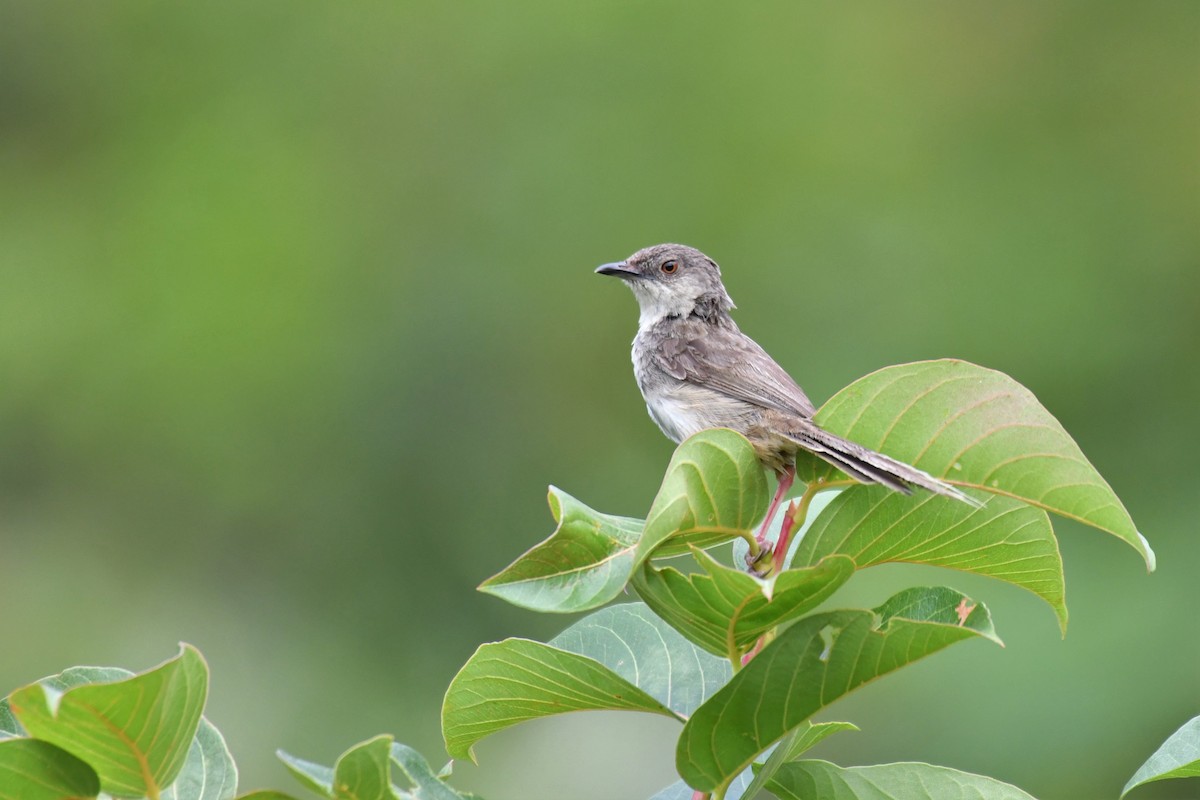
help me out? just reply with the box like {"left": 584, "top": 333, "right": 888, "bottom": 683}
{"left": 595, "top": 243, "right": 735, "bottom": 325}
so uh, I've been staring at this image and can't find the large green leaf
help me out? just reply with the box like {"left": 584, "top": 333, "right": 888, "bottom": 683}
{"left": 639, "top": 428, "right": 768, "bottom": 558}
{"left": 797, "top": 359, "right": 1151, "bottom": 568}
{"left": 442, "top": 603, "right": 730, "bottom": 762}
{"left": 549, "top": 602, "right": 732, "bottom": 717}
{"left": 1122, "top": 715, "right": 1200, "bottom": 797}
{"left": 9, "top": 645, "right": 208, "bottom": 798}
{"left": 0, "top": 666, "right": 137, "bottom": 739}
{"left": 792, "top": 488, "right": 1067, "bottom": 631}
{"left": 478, "top": 487, "right": 643, "bottom": 613}
{"left": 677, "top": 587, "right": 1001, "bottom": 792}
{"left": 162, "top": 718, "right": 238, "bottom": 800}
{"left": 633, "top": 547, "right": 855, "bottom": 656}
{"left": 0, "top": 738, "right": 100, "bottom": 800}
{"left": 479, "top": 429, "right": 767, "bottom": 613}
{"left": 766, "top": 760, "right": 1039, "bottom": 799}
{"left": 441, "top": 639, "right": 676, "bottom": 762}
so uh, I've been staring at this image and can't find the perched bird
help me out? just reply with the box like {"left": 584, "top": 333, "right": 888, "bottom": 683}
{"left": 596, "top": 243, "right": 978, "bottom": 559}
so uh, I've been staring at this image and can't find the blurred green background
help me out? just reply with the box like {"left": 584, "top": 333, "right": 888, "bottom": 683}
{"left": 1, "top": 3, "right": 1197, "bottom": 799}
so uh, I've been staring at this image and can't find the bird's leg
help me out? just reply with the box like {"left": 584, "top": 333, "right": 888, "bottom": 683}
{"left": 755, "top": 465, "right": 795, "bottom": 550}
{"left": 772, "top": 500, "right": 801, "bottom": 567}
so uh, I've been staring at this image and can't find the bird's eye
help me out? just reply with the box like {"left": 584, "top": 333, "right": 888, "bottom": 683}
{"left": 660, "top": 260, "right": 679, "bottom": 274}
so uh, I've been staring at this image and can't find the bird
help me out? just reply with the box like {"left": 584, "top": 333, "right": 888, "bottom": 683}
{"left": 595, "top": 243, "right": 979, "bottom": 564}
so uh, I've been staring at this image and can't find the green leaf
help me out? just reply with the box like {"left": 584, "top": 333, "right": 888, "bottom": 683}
{"left": 639, "top": 428, "right": 768, "bottom": 558}
{"left": 441, "top": 637, "right": 677, "bottom": 763}
{"left": 739, "top": 721, "right": 860, "bottom": 800}
{"left": 797, "top": 359, "right": 1152, "bottom": 569}
{"left": 162, "top": 718, "right": 238, "bottom": 800}
{"left": 333, "top": 735, "right": 398, "bottom": 800}
{"left": 633, "top": 547, "right": 855, "bottom": 656}
{"left": 236, "top": 792, "right": 302, "bottom": 800}
{"left": 780, "top": 721, "right": 860, "bottom": 761}
{"left": 0, "top": 667, "right": 141, "bottom": 741}
{"left": 0, "top": 738, "right": 100, "bottom": 800}
{"left": 655, "top": 723, "right": 859, "bottom": 800}
{"left": 1122, "top": 715, "right": 1200, "bottom": 797}
{"left": 793, "top": 488, "right": 1068, "bottom": 632}
{"left": 766, "top": 760, "right": 1039, "bottom": 799}
{"left": 0, "top": 702, "right": 20, "bottom": 739}
{"left": 677, "top": 587, "right": 1001, "bottom": 792}
{"left": 549, "top": 602, "right": 732, "bottom": 716}
{"left": 390, "top": 743, "right": 474, "bottom": 800}
{"left": 480, "top": 429, "right": 768, "bottom": 614}
{"left": 278, "top": 750, "right": 334, "bottom": 796}
{"left": 9, "top": 645, "right": 208, "bottom": 799}
{"left": 442, "top": 603, "right": 730, "bottom": 763}
{"left": 478, "top": 486, "right": 644, "bottom": 613}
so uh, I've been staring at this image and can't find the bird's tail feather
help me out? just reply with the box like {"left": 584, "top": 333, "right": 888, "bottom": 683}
{"left": 787, "top": 424, "right": 982, "bottom": 508}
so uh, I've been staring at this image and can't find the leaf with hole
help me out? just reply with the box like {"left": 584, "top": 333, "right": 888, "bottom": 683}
{"left": 677, "top": 586, "right": 1001, "bottom": 792}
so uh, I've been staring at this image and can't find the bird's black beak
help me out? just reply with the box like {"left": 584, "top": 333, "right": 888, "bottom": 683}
{"left": 595, "top": 261, "right": 641, "bottom": 279}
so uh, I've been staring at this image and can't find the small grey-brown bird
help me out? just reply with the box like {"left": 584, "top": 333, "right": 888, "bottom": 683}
{"left": 596, "top": 243, "right": 978, "bottom": 552}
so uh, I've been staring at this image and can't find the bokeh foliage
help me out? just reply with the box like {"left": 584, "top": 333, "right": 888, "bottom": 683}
{"left": 0, "top": 3, "right": 1196, "bottom": 799}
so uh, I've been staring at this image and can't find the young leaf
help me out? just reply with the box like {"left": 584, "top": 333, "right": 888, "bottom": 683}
{"left": 549, "top": 602, "right": 732, "bottom": 716}
{"left": 792, "top": 489, "right": 1068, "bottom": 632}
{"left": 441, "top": 638, "right": 677, "bottom": 763}
{"left": 677, "top": 587, "right": 1001, "bottom": 792}
{"left": 638, "top": 428, "right": 768, "bottom": 559}
{"left": 765, "top": 760, "right": 1039, "bottom": 799}
{"left": 796, "top": 359, "right": 1152, "bottom": 569}
{"left": 8, "top": 645, "right": 208, "bottom": 798}
{"left": 333, "top": 735, "right": 398, "bottom": 800}
{"left": 478, "top": 487, "right": 644, "bottom": 613}
{"left": 1122, "top": 715, "right": 1200, "bottom": 797}
{"left": 278, "top": 750, "right": 334, "bottom": 796}
{"left": 633, "top": 548, "right": 855, "bottom": 656}
{"left": 0, "top": 738, "right": 100, "bottom": 800}
{"left": 390, "top": 742, "right": 475, "bottom": 800}
{"left": 162, "top": 718, "right": 238, "bottom": 800}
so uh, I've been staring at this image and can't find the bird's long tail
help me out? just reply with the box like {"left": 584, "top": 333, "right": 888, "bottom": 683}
{"left": 787, "top": 423, "right": 982, "bottom": 508}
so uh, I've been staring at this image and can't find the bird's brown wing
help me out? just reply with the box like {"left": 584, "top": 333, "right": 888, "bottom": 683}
{"left": 653, "top": 321, "right": 818, "bottom": 418}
